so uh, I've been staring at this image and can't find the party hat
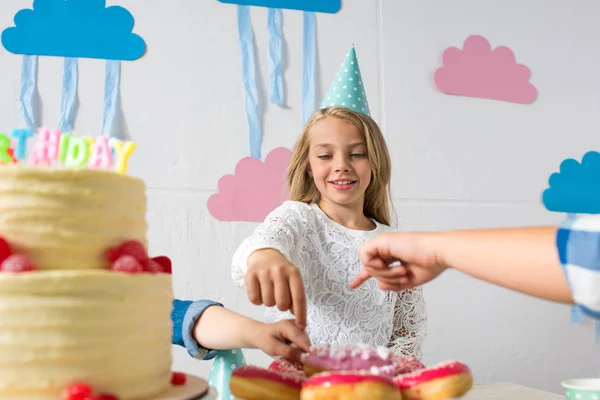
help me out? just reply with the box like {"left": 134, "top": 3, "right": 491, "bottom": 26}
{"left": 321, "top": 44, "right": 371, "bottom": 116}
{"left": 207, "top": 348, "right": 246, "bottom": 399}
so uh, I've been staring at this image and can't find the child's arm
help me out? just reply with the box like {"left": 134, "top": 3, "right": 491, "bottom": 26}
{"left": 437, "top": 226, "right": 570, "bottom": 303}
{"left": 388, "top": 287, "right": 427, "bottom": 360}
{"left": 172, "top": 299, "right": 310, "bottom": 362}
{"left": 231, "top": 201, "right": 309, "bottom": 329}
{"left": 193, "top": 306, "right": 310, "bottom": 361}
{"left": 350, "top": 226, "right": 572, "bottom": 304}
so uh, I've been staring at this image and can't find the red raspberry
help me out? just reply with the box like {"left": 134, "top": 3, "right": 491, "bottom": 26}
{"left": 106, "top": 247, "right": 121, "bottom": 262}
{"left": 63, "top": 382, "right": 93, "bottom": 400}
{"left": 1, "top": 254, "right": 35, "bottom": 272}
{"left": 140, "top": 258, "right": 163, "bottom": 273}
{"left": 87, "top": 394, "right": 119, "bottom": 400}
{"left": 110, "top": 255, "right": 143, "bottom": 274}
{"left": 0, "top": 237, "right": 12, "bottom": 263}
{"left": 151, "top": 256, "right": 172, "bottom": 274}
{"left": 118, "top": 240, "right": 147, "bottom": 261}
{"left": 171, "top": 372, "right": 186, "bottom": 385}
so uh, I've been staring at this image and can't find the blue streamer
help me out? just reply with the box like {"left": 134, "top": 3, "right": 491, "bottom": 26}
{"left": 58, "top": 57, "right": 78, "bottom": 133}
{"left": 237, "top": 5, "right": 261, "bottom": 159}
{"left": 19, "top": 55, "right": 38, "bottom": 129}
{"left": 101, "top": 60, "right": 121, "bottom": 137}
{"left": 268, "top": 8, "right": 283, "bottom": 104}
{"left": 571, "top": 305, "right": 585, "bottom": 323}
{"left": 302, "top": 11, "right": 316, "bottom": 125}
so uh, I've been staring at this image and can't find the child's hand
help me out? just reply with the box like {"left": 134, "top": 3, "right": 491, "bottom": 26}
{"left": 349, "top": 232, "right": 447, "bottom": 291}
{"left": 245, "top": 249, "right": 307, "bottom": 329}
{"left": 251, "top": 319, "right": 311, "bottom": 362}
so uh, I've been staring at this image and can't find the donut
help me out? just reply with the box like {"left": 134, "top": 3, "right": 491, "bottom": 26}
{"left": 393, "top": 360, "right": 473, "bottom": 400}
{"left": 301, "top": 371, "right": 402, "bottom": 400}
{"left": 268, "top": 358, "right": 306, "bottom": 380}
{"left": 229, "top": 365, "right": 303, "bottom": 400}
{"left": 301, "top": 343, "right": 424, "bottom": 377}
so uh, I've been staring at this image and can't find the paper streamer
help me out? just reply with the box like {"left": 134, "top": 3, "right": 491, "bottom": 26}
{"left": 237, "top": 5, "right": 261, "bottom": 159}
{"left": 101, "top": 60, "right": 121, "bottom": 137}
{"left": 268, "top": 8, "right": 283, "bottom": 104}
{"left": 57, "top": 57, "right": 78, "bottom": 133}
{"left": 19, "top": 55, "right": 38, "bottom": 129}
{"left": 571, "top": 305, "right": 585, "bottom": 323}
{"left": 302, "top": 12, "right": 316, "bottom": 125}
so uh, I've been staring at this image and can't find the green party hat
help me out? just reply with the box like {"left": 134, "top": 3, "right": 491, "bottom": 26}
{"left": 321, "top": 44, "right": 371, "bottom": 116}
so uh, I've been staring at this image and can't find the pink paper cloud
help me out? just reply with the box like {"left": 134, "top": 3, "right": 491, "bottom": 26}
{"left": 207, "top": 147, "right": 292, "bottom": 222}
{"left": 433, "top": 35, "right": 537, "bottom": 104}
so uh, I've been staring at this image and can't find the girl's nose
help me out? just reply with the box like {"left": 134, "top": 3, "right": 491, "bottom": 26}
{"left": 335, "top": 158, "right": 350, "bottom": 172}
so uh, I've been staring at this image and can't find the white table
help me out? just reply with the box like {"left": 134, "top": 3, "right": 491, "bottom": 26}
{"left": 461, "top": 382, "right": 565, "bottom": 399}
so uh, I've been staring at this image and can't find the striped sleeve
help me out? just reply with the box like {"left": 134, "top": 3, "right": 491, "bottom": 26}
{"left": 557, "top": 215, "right": 600, "bottom": 319}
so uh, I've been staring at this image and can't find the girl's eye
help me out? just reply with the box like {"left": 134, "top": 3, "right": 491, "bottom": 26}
{"left": 351, "top": 153, "right": 366, "bottom": 158}
{"left": 318, "top": 155, "right": 332, "bottom": 160}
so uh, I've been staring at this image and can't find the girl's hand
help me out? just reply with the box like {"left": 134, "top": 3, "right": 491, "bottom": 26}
{"left": 250, "top": 319, "right": 311, "bottom": 362}
{"left": 350, "top": 232, "right": 447, "bottom": 291}
{"left": 246, "top": 249, "right": 307, "bottom": 329}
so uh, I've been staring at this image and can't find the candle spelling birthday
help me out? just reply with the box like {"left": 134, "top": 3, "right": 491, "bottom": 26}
{"left": 0, "top": 128, "right": 135, "bottom": 174}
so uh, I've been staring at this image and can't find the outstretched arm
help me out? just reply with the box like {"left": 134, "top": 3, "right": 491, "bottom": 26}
{"left": 351, "top": 226, "right": 572, "bottom": 304}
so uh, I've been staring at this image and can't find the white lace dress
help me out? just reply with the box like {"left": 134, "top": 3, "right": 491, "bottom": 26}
{"left": 231, "top": 201, "right": 427, "bottom": 360}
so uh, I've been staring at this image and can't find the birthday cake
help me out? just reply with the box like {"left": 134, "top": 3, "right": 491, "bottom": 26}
{"left": 0, "top": 131, "right": 175, "bottom": 400}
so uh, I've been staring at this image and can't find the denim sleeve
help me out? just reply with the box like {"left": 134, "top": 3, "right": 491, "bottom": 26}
{"left": 172, "top": 299, "right": 224, "bottom": 360}
{"left": 557, "top": 216, "right": 600, "bottom": 320}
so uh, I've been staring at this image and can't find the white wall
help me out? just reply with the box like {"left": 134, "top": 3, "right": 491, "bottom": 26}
{"left": 0, "top": 0, "right": 599, "bottom": 394}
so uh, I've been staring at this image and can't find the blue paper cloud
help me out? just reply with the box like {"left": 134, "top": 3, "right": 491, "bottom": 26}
{"left": 218, "top": 0, "right": 341, "bottom": 13}
{"left": 2, "top": 0, "right": 145, "bottom": 61}
{"left": 542, "top": 151, "right": 600, "bottom": 214}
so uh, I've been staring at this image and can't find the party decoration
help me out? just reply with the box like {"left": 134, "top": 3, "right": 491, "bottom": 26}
{"left": 237, "top": 6, "right": 261, "bottom": 159}
{"left": 542, "top": 151, "right": 600, "bottom": 214}
{"left": 2, "top": 0, "right": 146, "bottom": 147}
{"left": 208, "top": 147, "right": 291, "bottom": 222}
{"left": 322, "top": 44, "right": 370, "bottom": 116}
{"left": 433, "top": 35, "right": 537, "bottom": 104}
{"left": 18, "top": 55, "right": 37, "bottom": 130}
{"left": 58, "top": 58, "right": 78, "bottom": 133}
{"left": 219, "top": 0, "right": 341, "bottom": 13}
{"left": 302, "top": 12, "right": 316, "bottom": 124}
{"left": 2, "top": 0, "right": 145, "bottom": 60}
{"left": 208, "top": 349, "right": 246, "bottom": 400}
{"left": 268, "top": 8, "right": 284, "bottom": 105}
{"left": 221, "top": 0, "right": 322, "bottom": 158}
{"left": 0, "top": 127, "right": 135, "bottom": 174}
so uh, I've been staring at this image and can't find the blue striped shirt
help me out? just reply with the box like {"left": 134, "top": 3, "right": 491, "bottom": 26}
{"left": 557, "top": 215, "right": 600, "bottom": 320}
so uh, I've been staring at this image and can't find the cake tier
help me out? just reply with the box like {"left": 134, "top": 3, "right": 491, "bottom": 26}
{"left": 0, "top": 270, "right": 173, "bottom": 400}
{"left": 0, "top": 166, "right": 147, "bottom": 271}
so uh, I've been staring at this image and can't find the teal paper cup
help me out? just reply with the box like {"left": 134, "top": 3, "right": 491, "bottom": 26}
{"left": 562, "top": 379, "right": 600, "bottom": 399}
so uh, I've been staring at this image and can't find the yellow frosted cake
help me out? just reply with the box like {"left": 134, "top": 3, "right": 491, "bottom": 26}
{"left": 0, "top": 166, "right": 174, "bottom": 400}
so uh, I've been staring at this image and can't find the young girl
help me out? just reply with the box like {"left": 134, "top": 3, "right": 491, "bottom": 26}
{"left": 230, "top": 45, "right": 427, "bottom": 360}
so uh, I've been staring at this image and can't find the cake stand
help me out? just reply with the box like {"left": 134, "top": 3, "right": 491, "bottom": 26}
{"left": 155, "top": 374, "right": 217, "bottom": 400}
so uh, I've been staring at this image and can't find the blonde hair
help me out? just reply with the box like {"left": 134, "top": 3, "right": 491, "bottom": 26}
{"left": 286, "top": 107, "right": 394, "bottom": 226}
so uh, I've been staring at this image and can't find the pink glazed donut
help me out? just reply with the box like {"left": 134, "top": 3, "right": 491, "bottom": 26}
{"left": 268, "top": 358, "right": 306, "bottom": 380}
{"left": 301, "top": 371, "right": 402, "bottom": 400}
{"left": 229, "top": 365, "right": 304, "bottom": 400}
{"left": 300, "top": 343, "right": 425, "bottom": 377}
{"left": 393, "top": 360, "right": 473, "bottom": 400}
